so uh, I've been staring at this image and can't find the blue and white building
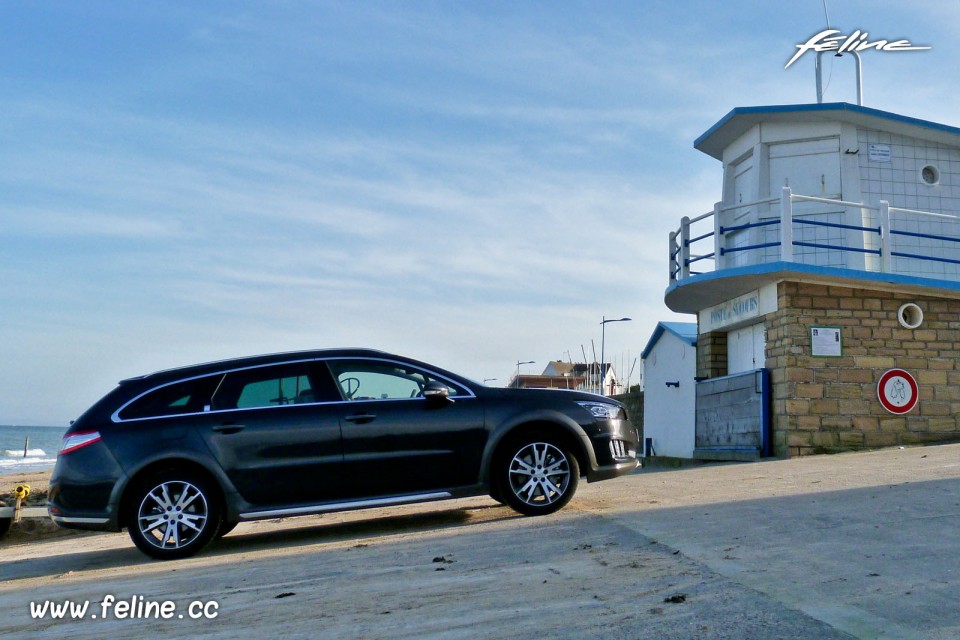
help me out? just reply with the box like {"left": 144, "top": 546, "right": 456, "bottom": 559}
{"left": 666, "top": 101, "right": 960, "bottom": 458}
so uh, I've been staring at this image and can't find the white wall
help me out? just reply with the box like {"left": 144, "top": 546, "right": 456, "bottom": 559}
{"left": 857, "top": 127, "right": 960, "bottom": 279}
{"left": 642, "top": 331, "right": 697, "bottom": 458}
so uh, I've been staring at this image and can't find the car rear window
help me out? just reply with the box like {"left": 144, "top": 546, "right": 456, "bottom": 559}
{"left": 211, "top": 362, "right": 331, "bottom": 410}
{"left": 118, "top": 375, "right": 222, "bottom": 421}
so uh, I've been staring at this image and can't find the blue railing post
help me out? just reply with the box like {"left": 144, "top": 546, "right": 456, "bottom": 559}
{"left": 780, "top": 187, "right": 793, "bottom": 261}
{"left": 879, "top": 200, "right": 891, "bottom": 273}
{"left": 680, "top": 216, "right": 691, "bottom": 279}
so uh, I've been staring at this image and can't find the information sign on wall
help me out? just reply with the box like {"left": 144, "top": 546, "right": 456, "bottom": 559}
{"left": 810, "top": 326, "right": 842, "bottom": 357}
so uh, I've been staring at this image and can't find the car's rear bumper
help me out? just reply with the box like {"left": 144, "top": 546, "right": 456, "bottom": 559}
{"left": 48, "top": 510, "right": 117, "bottom": 531}
{"left": 48, "top": 442, "right": 126, "bottom": 532}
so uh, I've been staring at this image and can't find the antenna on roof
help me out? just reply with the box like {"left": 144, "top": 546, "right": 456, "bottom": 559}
{"left": 815, "top": 0, "right": 863, "bottom": 105}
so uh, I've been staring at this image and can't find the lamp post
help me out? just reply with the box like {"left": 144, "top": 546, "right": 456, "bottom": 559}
{"left": 600, "top": 316, "right": 631, "bottom": 396}
{"left": 483, "top": 378, "right": 498, "bottom": 385}
{"left": 515, "top": 361, "right": 535, "bottom": 389}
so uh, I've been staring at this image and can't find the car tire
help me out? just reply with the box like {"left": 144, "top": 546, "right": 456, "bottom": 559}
{"left": 127, "top": 470, "right": 221, "bottom": 560}
{"left": 0, "top": 501, "right": 10, "bottom": 539}
{"left": 497, "top": 433, "right": 579, "bottom": 516}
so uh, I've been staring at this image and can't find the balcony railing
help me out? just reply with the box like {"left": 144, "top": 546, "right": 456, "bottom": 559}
{"left": 669, "top": 187, "right": 960, "bottom": 284}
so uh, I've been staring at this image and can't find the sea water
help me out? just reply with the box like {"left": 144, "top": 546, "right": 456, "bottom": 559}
{"left": 0, "top": 425, "right": 66, "bottom": 474}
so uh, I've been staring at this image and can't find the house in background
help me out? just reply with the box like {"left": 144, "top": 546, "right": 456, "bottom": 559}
{"left": 508, "top": 361, "right": 621, "bottom": 394}
{"left": 641, "top": 322, "right": 697, "bottom": 458}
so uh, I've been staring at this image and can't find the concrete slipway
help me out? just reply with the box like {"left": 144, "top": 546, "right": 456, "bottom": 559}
{"left": 1, "top": 445, "right": 958, "bottom": 639}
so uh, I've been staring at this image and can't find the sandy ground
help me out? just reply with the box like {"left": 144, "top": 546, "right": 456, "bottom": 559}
{"left": 3, "top": 446, "right": 960, "bottom": 639}
{"left": 0, "top": 469, "right": 52, "bottom": 504}
{"left": 0, "top": 470, "right": 89, "bottom": 543}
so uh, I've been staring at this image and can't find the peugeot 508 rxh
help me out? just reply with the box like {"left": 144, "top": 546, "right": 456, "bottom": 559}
{"left": 49, "top": 349, "right": 639, "bottom": 559}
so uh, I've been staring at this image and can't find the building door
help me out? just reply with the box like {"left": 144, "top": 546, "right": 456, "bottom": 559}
{"left": 768, "top": 137, "right": 844, "bottom": 266}
{"left": 728, "top": 323, "right": 766, "bottom": 374}
{"left": 768, "top": 138, "right": 841, "bottom": 199}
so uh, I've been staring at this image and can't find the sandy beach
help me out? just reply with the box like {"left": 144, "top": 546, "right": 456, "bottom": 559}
{"left": 0, "top": 469, "right": 86, "bottom": 544}
{"left": 0, "top": 469, "right": 52, "bottom": 506}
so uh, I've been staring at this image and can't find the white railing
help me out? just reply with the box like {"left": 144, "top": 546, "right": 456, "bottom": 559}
{"left": 669, "top": 188, "right": 960, "bottom": 284}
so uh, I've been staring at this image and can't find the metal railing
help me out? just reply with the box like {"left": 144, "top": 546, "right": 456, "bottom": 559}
{"left": 669, "top": 187, "right": 960, "bottom": 284}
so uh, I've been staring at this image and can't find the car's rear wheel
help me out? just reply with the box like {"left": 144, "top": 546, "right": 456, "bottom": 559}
{"left": 0, "top": 501, "right": 10, "bottom": 538}
{"left": 127, "top": 471, "right": 221, "bottom": 560}
{"left": 497, "top": 433, "right": 579, "bottom": 516}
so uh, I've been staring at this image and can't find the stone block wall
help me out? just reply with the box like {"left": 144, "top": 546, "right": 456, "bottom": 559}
{"left": 697, "top": 331, "right": 728, "bottom": 380}
{"left": 767, "top": 281, "right": 960, "bottom": 456}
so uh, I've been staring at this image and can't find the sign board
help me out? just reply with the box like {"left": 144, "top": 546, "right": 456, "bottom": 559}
{"left": 811, "top": 326, "right": 842, "bottom": 357}
{"left": 877, "top": 369, "right": 918, "bottom": 415}
{"left": 868, "top": 144, "right": 892, "bottom": 163}
{"left": 704, "top": 290, "right": 760, "bottom": 331}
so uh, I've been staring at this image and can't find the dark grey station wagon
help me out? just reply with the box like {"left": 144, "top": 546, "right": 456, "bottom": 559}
{"left": 49, "top": 349, "right": 639, "bottom": 559}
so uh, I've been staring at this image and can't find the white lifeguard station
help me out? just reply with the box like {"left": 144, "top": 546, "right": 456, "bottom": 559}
{"left": 666, "top": 99, "right": 960, "bottom": 458}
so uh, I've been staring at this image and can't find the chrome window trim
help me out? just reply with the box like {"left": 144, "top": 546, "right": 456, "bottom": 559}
{"left": 111, "top": 356, "right": 476, "bottom": 423}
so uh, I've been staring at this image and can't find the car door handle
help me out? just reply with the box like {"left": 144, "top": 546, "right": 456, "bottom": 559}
{"left": 212, "top": 423, "right": 245, "bottom": 434}
{"left": 344, "top": 413, "right": 376, "bottom": 424}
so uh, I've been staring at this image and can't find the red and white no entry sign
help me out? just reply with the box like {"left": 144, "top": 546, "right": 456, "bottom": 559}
{"left": 877, "top": 369, "right": 919, "bottom": 415}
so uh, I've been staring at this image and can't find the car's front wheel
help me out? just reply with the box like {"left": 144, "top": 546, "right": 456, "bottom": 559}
{"left": 497, "top": 433, "right": 579, "bottom": 516}
{"left": 127, "top": 471, "right": 221, "bottom": 560}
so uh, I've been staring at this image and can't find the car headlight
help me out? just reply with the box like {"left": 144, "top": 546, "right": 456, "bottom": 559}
{"left": 577, "top": 401, "right": 622, "bottom": 420}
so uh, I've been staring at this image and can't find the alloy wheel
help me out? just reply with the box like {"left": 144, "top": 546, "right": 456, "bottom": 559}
{"left": 136, "top": 480, "right": 210, "bottom": 550}
{"left": 507, "top": 441, "right": 572, "bottom": 506}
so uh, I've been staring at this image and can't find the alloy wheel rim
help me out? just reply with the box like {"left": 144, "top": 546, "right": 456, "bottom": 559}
{"left": 508, "top": 442, "right": 570, "bottom": 506}
{"left": 137, "top": 480, "right": 209, "bottom": 550}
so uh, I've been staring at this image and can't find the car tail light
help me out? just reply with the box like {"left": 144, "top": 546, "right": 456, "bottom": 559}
{"left": 59, "top": 431, "right": 102, "bottom": 455}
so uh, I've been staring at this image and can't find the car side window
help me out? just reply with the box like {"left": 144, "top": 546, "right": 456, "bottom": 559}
{"left": 212, "top": 362, "right": 327, "bottom": 410}
{"left": 325, "top": 359, "right": 464, "bottom": 401}
{"left": 119, "top": 375, "right": 222, "bottom": 421}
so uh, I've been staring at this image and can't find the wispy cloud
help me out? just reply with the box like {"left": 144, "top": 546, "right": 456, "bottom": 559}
{"left": 1, "top": 1, "right": 955, "bottom": 422}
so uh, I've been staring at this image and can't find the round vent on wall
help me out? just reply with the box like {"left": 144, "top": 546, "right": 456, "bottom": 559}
{"left": 897, "top": 302, "right": 924, "bottom": 329}
{"left": 920, "top": 165, "right": 940, "bottom": 186}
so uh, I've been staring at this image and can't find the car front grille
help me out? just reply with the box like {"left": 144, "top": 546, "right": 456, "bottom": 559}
{"left": 609, "top": 439, "right": 634, "bottom": 460}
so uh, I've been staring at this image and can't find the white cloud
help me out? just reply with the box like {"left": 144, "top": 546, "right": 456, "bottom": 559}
{"left": 1, "top": 1, "right": 954, "bottom": 422}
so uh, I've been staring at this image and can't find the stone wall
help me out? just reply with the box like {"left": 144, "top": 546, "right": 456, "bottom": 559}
{"left": 697, "top": 331, "right": 728, "bottom": 380}
{"left": 767, "top": 281, "right": 960, "bottom": 456}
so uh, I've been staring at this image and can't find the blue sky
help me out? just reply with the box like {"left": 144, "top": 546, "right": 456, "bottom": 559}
{"left": 3, "top": 1, "right": 958, "bottom": 424}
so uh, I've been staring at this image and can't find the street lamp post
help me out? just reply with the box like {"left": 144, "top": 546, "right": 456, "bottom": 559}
{"left": 515, "top": 360, "right": 535, "bottom": 389}
{"left": 600, "top": 316, "right": 631, "bottom": 396}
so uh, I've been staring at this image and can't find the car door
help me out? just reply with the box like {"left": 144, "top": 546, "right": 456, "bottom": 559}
{"left": 324, "top": 358, "right": 486, "bottom": 499}
{"left": 195, "top": 360, "right": 343, "bottom": 506}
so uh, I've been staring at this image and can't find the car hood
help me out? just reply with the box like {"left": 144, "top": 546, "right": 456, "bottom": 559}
{"left": 483, "top": 386, "right": 622, "bottom": 406}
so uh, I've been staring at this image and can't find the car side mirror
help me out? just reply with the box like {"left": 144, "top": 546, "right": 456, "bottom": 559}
{"left": 422, "top": 381, "right": 452, "bottom": 403}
